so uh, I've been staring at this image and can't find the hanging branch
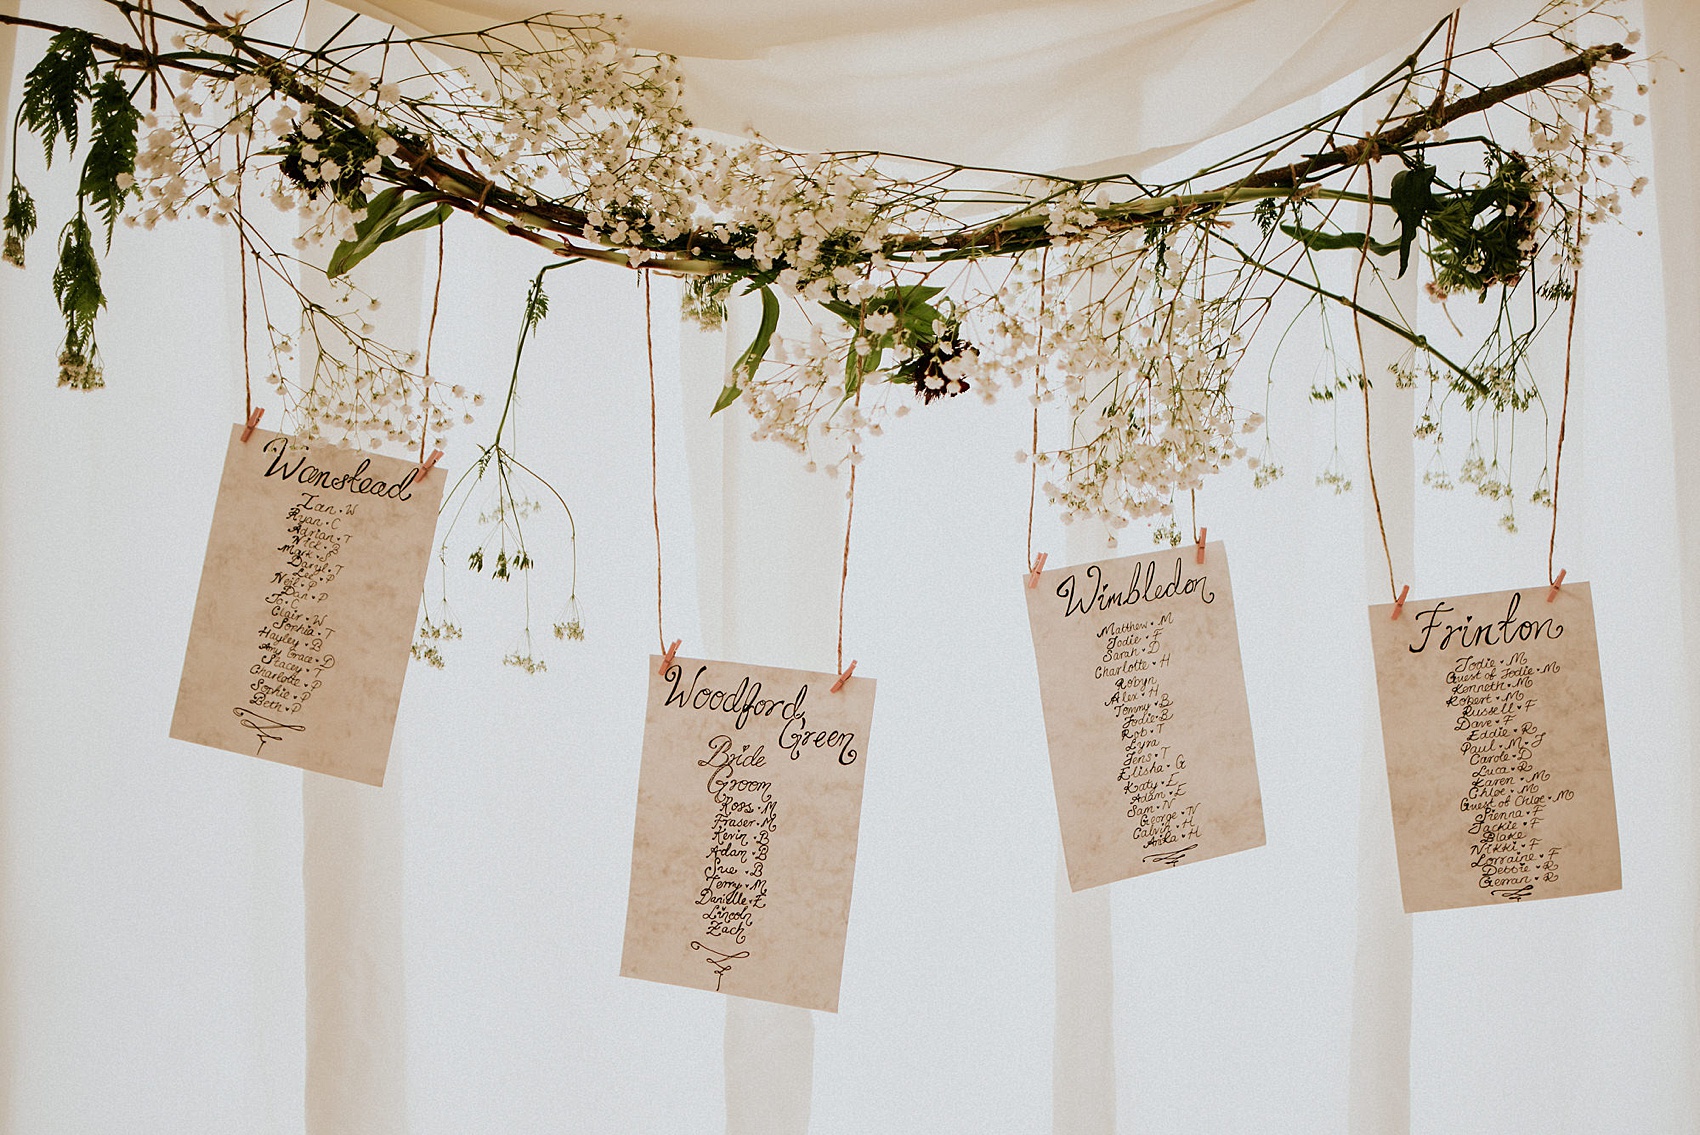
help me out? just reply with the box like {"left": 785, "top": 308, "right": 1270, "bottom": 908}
{"left": 0, "top": 0, "right": 1647, "bottom": 660}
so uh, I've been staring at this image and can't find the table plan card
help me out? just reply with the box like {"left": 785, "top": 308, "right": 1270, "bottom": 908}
{"left": 622, "top": 656, "right": 874, "bottom": 1012}
{"left": 170, "top": 425, "right": 442, "bottom": 785}
{"left": 1369, "top": 583, "right": 1621, "bottom": 912}
{"left": 1025, "top": 542, "right": 1265, "bottom": 891}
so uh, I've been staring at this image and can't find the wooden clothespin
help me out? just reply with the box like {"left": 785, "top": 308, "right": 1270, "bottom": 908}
{"left": 1195, "top": 527, "right": 1208, "bottom": 565}
{"left": 1390, "top": 584, "right": 1410, "bottom": 620}
{"left": 657, "top": 639, "right": 681, "bottom": 676}
{"left": 240, "top": 406, "right": 264, "bottom": 442}
{"left": 831, "top": 660, "right": 857, "bottom": 693}
{"left": 1025, "top": 552, "right": 1048, "bottom": 589}
{"left": 417, "top": 448, "right": 443, "bottom": 478}
{"left": 1547, "top": 568, "right": 1566, "bottom": 603}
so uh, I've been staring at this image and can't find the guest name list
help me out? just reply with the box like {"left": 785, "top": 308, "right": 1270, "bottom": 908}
{"left": 171, "top": 426, "right": 442, "bottom": 785}
{"left": 1026, "top": 544, "right": 1265, "bottom": 891}
{"left": 1369, "top": 584, "right": 1621, "bottom": 911}
{"left": 622, "top": 657, "right": 874, "bottom": 1012}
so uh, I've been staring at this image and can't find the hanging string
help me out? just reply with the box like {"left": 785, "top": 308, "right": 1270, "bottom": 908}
{"left": 645, "top": 271, "right": 666, "bottom": 652}
{"left": 1548, "top": 278, "right": 1580, "bottom": 587}
{"left": 1189, "top": 489, "right": 1200, "bottom": 545}
{"left": 235, "top": 136, "right": 252, "bottom": 421}
{"left": 1549, "top": 105, "right": 1590, "bottom": 586}
{"left": 1025, "top": 246, "right": 1049, "bottom": 568}
{"left": 837, "top": 457, "right": 856, "bottom": 676}
{"left": 420, "top": 224, "right": 445, "bottom": 464}
{"left": 1352, "top": 161, "right": 1400, "bottom": 601}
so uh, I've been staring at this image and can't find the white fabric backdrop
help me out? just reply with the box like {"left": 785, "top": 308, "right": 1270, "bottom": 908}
{"left": 350, "top": 0, "right": 1461, "bottom": 173}
{"left": 0, "top": 1, "right": 1696, "bottom": 1132}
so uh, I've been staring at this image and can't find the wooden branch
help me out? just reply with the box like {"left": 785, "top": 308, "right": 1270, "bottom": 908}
{"left": 1239, "top": 42, "right": 1632, "bottom": 190}
{"left": 911, "top": 41, "right": 1631, "bottom": 255}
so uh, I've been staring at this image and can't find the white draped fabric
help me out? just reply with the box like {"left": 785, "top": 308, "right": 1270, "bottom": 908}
{"left": 1, "top": 1, "right": 1697, "bottom": 1132}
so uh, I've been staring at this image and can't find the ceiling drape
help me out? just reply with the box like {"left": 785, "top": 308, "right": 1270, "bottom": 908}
{"left": 348, "top": 0, "right": 1463, "bottom": 173}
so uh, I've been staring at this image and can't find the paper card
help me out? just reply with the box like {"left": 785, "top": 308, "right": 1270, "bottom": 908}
{"left": 1024, "top": 542, "right": 1265, "bottom": 891}
{"left": 1369, "top": 582, "right": 1621, "bottom": 912}
{"left": 621, "top": 656, "right": 874, "bottom": 1012}
{"left": 170, "top": 425, "right": 442, "bottom": 785}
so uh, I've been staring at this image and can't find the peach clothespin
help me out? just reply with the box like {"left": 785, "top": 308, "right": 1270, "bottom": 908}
{"left": 1195, "top": 527, "right": 1208, "bottom": 565}
{"left": 1390, "top": 584, "right": 1410, "bottom": 620}
{"left": 657, "top": 639, "right": 681, "bottom": 676}
{"left": 417, "top": 448, "right": 443, "bottom": 478}
{"left": 240, "top": 406, "right": 264, "bottom": 442}
{"left": 831, "top": 660, "right": 858, "bottom": 693}
{"left": 1547, "top": 568, "right": 1566, "bottom": 603}
{"left": 1026, "top": 552, "right": 1048, "bottom": 589}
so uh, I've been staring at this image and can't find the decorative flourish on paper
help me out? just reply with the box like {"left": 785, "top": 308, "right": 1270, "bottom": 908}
{"left": 689, "top": 941, "right": 752, "bottom": 991}
{"left": 1142, "top": 844, "right": 1199, "bottom": 868}
{"left": 230, "top": 707, "right": 306, "bottom": 756}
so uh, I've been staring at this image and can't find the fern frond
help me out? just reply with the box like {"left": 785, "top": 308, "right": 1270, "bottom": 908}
{"left": 21, "top": 30, "right": 97, "bottom": 167}
{"left": 3, "top": 179, "right": 37, "bottom": 267}
{"left": 81, "top": 73, "right": 140, "bottom": 243}
{"left": 52, "top": 211, "right": 105, "bottom": 355}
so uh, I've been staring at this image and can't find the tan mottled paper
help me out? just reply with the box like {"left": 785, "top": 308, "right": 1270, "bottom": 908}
{"left": 170, "top": 425, "right": 442, "bottom": 785}
{"left": 1369, "top": 583, "right": 1621, "bottom": 912}
{"left": 621, "top": 656, "right": 874, "bottom": 1012}
{"left": 1025, "top": 542, "right": 1265, "bottom": 891}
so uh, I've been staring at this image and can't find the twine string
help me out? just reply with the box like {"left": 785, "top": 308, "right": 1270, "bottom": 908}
{"left": 1352, "top": 161, "right": 1399, "bottom": 602}
{"left": 1025, "top": 246, "right": 1048, "bottom": 569}
{"left": 645, "top": 271, "right": 665, "bottom": 652}
{"left": 1549, "top": 103, "right": 1589, "bottom": 586}
{"left": 421, "top": 223, "right": 444, "bottom": 463}
{"left": 837, "top": 457, "right": 856, "bottom": 676}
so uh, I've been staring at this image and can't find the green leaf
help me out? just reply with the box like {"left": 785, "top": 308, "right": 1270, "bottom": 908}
{"left": 52, "top": 210, "right": 105, "bottom": 356}
{"left": 1280, "top": 222, "right": 1400, "bottom": 256}
{"left": 820, "top": 298, "right": 857, "bottom": 324}
{"left": 711, "top": 383, "right": 743, "bottom": 414}
{"left": 1388, "top": 163, "right": 1436, "bottom": 277}
{"left": 844, "top": 346, "right": 865, "bottom": 397}
{"left": 3, "top": 179, "right": 38, "bottom": 267}
{"left": 891, "top": 284, "right": 944, "bottom": 304}
{"left": 21, "top": 30, "right": 97, "bottom": 167}
{"left": 81, "top": 73, "right": 141, "bottom": 244}
{"left": 729, "top": 283, "right": 779, "bottom": 382}
{"left": 326, "top": 189, "right": 450, "bottom": 278}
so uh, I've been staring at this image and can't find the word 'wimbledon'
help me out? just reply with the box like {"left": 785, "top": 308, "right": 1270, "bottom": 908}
{"left": 262, "top": 437, "right": 418, "bottom": 501}
{"left": 1407, "top": 592, "right": 1565, "bottom": 654}
{"left": 664, "top": 664, "right": 859, "bottom": 765}
{"left": 1055, "top": 558, "right": 1215, "bottom": 617}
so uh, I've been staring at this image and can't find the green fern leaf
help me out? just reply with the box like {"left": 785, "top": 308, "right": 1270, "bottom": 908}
{"left": 81, "top": 73, "right": 141, "bottom": 243}
{"left": 52, "top": 211, "right": 105, "bottom": 356}
{"left": 21, "top": 30, "right": 97, "bottom": 167}
{"left": 3, "top": 179, "right": 37, "bottom": 267}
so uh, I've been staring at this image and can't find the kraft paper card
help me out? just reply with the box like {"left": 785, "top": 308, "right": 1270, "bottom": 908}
{"left": 170, "top": 425, "right": 443, "bottom": 785}
{"left": 1025, "top": 542, "right": 1265, "bottom": 891}
{"left": 1369, "top": 582, "right": 1621, "bottom": 911}
{"left": 622, "top": 656, "right": 874, "bottom": 1012}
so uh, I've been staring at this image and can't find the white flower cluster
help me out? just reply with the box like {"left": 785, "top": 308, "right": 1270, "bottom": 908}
{"left": 433, "top": 22, "right": 703, "bottom": 253}
{"left": 692, "top": 149, "right": 900, "bottom": 294}
{"left": 966, "top": 237, "right": 1263, "bottom": 532}
{"left": 257, "top": 280, "right": 481, "bottom": 454}
{"left": 121, "top": 34, "right": 477, "bottom": 452}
